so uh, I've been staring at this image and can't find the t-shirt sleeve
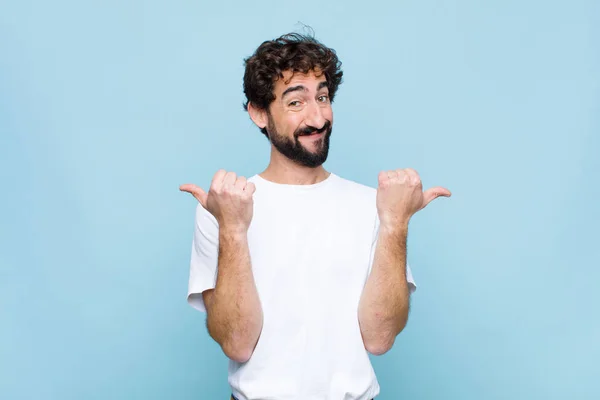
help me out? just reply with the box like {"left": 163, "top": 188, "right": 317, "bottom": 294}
{"left": 368, "top": 215, "right": 417, "bottom": 294}
{"left": 187, "top": 203, "right": 219, "bottom": 312}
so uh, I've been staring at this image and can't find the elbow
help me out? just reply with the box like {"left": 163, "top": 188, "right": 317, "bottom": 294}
{"left": 363, "top": 319, "right": 408, "bottom": 356}
{"left": 365, "top": 338, "right": 394, "bottom": 356}
{"left": 221, "top": 330, "right": 261, "bottom": 363}
{"left": 207, "top": 314, "right": 263, "bottom": 364}
{"left": 222, "top": 342, "right": 254, "bottom": 363}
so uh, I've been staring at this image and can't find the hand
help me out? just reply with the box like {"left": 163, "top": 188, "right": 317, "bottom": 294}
{"left": 180, "top": 169, "right": 256, "bottom": 233}
{"left": 376, "top": 168, "right": 451, "bottom": 229}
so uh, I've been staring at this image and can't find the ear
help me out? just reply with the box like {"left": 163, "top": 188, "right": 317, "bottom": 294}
{"left": 247, "top": 102, "right": 268, "bottom": 130}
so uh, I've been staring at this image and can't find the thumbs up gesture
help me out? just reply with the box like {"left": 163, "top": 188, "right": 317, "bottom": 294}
{"left": 180, "top": 169, "right": 256, "bottom": 234}
{"left": 376, "top": 168, "right": 451, "bottom": 229}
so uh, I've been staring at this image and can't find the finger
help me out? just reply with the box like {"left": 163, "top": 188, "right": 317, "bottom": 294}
{"left": 386, "top": 170, "right": 398, "bottom": 180}
{"left": 223, "top": 171, "right": 237, "bottom": 189}
{"left": 378, "top": 171, "right": 389, "bottom": 186}
{"left": 402, "top": 168, "right": 416, "bottom": 179}
{"left": 422, "top": 186, "right": 452, "bottom": 207}
{"left": 234, "top": 176, "right": 247, "bottom": 191}
{"left": 179, "top": 184, "right": 208, "bottom": 208}
{"left": 403, "top": 168, "right": 421, "bottom": 186}
{"left": 211, "top": 169, "right": 227, "bottom": 191}
{"left": 394, "top": 169, "right": 409, "bottom": 183}
{"left": 245, "top": 181, "right": 256, "bottom": 196}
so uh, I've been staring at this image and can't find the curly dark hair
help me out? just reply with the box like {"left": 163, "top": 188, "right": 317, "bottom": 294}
{"left": 242, "top": 32, "right": 344, "bottom": 137}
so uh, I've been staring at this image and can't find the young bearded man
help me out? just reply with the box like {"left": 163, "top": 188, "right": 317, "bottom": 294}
{"left": 180, "top": 32, "right": 451, "bottom": 400}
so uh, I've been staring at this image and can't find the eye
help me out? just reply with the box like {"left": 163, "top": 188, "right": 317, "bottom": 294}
{"left": 318, "top": 95, "right": 329, "bottom": 103}
{"left": 288, "top": 100, "right": 301, "bottom": 107}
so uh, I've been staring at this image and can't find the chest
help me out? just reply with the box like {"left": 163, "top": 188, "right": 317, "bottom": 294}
{"left": 246, "top": 194, "right": 375, "bottom": 308}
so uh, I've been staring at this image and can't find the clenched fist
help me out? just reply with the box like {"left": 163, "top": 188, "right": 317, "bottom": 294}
{"left": 180, "top": 169, "right": 256, "bottom": 233}
{"left": 376, "top": 168, "right": 451, "bottom": 229}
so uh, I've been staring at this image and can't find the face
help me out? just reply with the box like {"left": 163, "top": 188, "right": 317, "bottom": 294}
{"left": 262, "top": 69, "right": 334, "bottom": 168}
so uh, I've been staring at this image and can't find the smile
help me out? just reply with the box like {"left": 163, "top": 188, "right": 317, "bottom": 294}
{"left": 300, "top": 132, "right": 324, "bottom": 139}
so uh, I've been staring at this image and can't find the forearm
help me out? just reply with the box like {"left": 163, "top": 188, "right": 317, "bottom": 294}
{"left": 207, "top": 229, "right": 263, "bottom": 362}
{"left": 358, "top": 223, "right": 410, "bottom": 355}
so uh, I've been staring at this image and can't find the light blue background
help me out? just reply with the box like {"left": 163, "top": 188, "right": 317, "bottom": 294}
{"left": 1, "top": 0, "right": 598, "bottom": 399}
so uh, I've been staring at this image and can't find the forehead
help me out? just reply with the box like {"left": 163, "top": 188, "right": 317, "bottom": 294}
{"left": 274, "top": 69, "right": 327, "bottom": 93}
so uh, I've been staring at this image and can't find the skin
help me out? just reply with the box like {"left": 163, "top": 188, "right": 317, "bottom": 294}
{"left": 358, "top": 169, "right": 451, "bottom": 355}
{"left": 180, "top": 68, "right": 451, "bottom": 361}
{"left": 180, "top": 170, "right": 261, "bottom": 363}
{"left": 249, "top": 68, "right": 334, "bottom": 184}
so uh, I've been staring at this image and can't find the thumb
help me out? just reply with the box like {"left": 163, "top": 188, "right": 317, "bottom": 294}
{"left": 422, "top": 186, "right": 452, "bottom": 208}
{"left": 245, "top": 181, "right": 256, "bottom": 196}
{"left": 179, "top": 184, "right": 208, "bottom": 208}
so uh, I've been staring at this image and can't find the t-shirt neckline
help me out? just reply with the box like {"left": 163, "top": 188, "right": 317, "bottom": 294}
{"left": 253, "top": 172, "right": 336, "bottom": 191}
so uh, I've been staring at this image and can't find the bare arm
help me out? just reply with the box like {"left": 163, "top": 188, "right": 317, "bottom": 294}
{"left": 358, "top": 223, "right": 410, "bottom": 355}
{"left": 358, "top": 168, "right": 451, "bottom": 355}
{"left": 180, "top": 169, "right": 263, "bottom": 363}
{"left": 203, "top": 228, "right": 263, "bottom": 363}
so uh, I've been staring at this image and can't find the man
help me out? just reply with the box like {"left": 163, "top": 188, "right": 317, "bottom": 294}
{"left": 180, "top": 32, "right": 451, "bottom": 400}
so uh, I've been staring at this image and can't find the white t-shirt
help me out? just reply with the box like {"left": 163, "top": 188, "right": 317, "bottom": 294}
{"left": 187, "top": 172, "right": 416, "bottom": 400}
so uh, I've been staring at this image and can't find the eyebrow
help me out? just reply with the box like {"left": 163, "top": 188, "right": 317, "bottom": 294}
{"left": 281, "top": 81, "right": 329, "bottom": 98}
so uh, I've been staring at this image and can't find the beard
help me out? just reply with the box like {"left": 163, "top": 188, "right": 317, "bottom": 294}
{"left": 266, "top": 117, "right": 332, "bottom": 168}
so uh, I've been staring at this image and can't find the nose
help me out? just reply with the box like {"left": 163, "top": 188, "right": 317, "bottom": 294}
{"left": 304, "top": 100, "right": 327, "bottom": 131}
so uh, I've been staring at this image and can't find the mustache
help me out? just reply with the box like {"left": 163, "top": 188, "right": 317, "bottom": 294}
{"left": 295, "top": 120, "right": 332, "bottom": 137}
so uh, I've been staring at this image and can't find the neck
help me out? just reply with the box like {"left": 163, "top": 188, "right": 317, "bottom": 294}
{"left": 259, "top": 147, "right": 330, "bottom": 185}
